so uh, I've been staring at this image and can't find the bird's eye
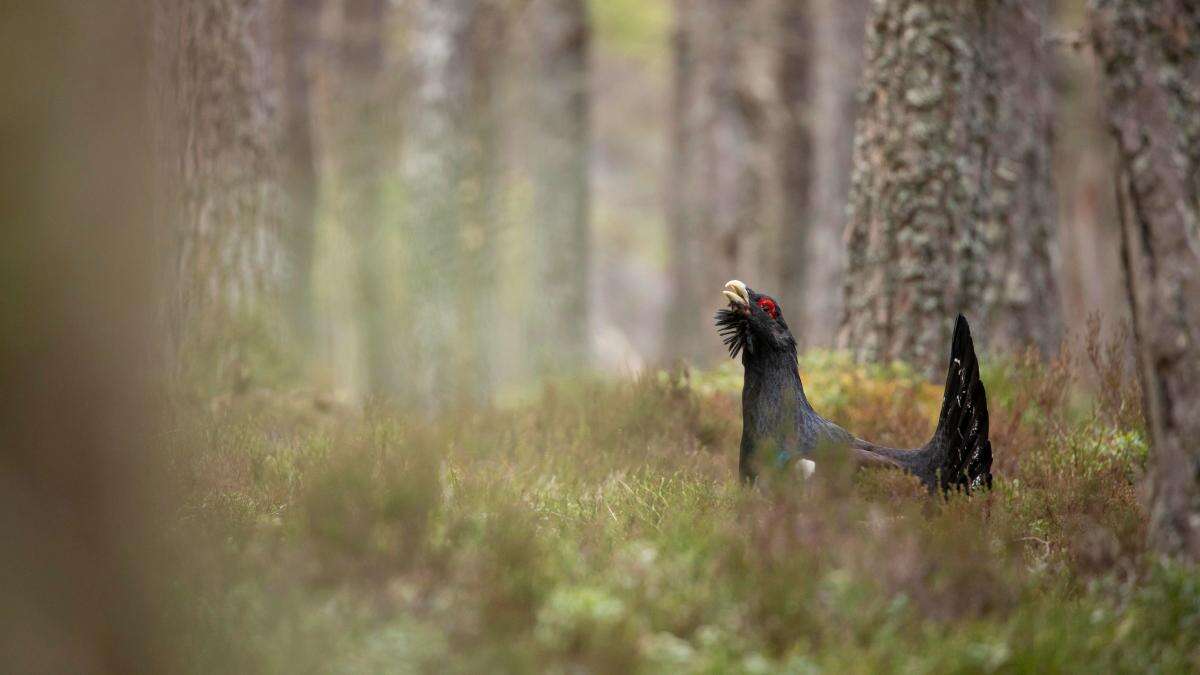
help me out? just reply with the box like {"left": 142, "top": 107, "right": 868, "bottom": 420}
{"left": 757, "top": 298, "right": 778, "bottom": 319}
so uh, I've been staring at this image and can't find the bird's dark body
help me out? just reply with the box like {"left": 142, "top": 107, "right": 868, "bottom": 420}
{"left": 738, "top": 346, "right": 852, "bottom": 477}
{"left": 716, "top": 281, "right": 992, "bottom": 492}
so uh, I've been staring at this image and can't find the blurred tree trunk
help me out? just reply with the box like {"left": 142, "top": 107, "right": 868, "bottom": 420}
{"left": 805, "top": 0, "right": 869, "bottom": 348}
{"left": 776, "top": 0, "right": 814, "bottom": 346}
{"left": 404, "top": 0, "right": 501, "bottom": 408}
{"left": 403, "top": 0, "right": 468, "bottom": 407}
{"left": 987, "top": 0, "right": 1061, "bottom": 355}
{"left": 529, "top": 0, "right": 591, "bottom": 374}
{"left": 841, "top": 0, "right": 1062, "bottom": 371}
{"left": 1091, "top": 0, "right": 1200, "bottom": 561}
{"left": 281, "top": 0, "right": 322, "bottom": 353}
{"left": 2, "top": 2, "right": 169, "bottom": 670}
{"left": 154, "top": 0, "right": 286, "bottom": 392}
{"left": 667, "top": 0, "right": 771, "bottom": 364}
{"left": 332, "top": 0, "right": 401, "bottom": 397}
{"left": 461, "top": 2, "right": 509, "bottom": 396}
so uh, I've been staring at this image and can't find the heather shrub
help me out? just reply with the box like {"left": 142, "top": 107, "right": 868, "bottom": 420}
{"left": 161, "top": 335, "right": 1199, "bottom": 673}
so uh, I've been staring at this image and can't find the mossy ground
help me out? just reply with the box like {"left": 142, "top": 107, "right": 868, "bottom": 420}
{"left": 158, "top": 336, "right": 1199, "bottom": 673}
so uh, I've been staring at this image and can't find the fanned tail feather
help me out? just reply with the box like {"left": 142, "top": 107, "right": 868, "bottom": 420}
{"left": 929, "top": 314, "right": 993, "bottom": 493}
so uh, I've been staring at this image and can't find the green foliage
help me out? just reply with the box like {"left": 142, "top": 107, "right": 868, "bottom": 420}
{"left": 159, "top": 345, "right": 1200, "bottom": 673}
{"left": 588, "top": 0, "right": 670, "bottom": 64}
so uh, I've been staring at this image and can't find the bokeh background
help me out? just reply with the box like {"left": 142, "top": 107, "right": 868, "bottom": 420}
{"left": 146, "top": 0, "right": 1126, "bottom": 405}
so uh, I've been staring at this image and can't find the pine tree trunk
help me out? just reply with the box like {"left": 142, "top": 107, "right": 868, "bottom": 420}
{"left": 281, "top": 0, "right": 322, "bottom": 352}
{"left": 841, "top": 0, "right": 1062, "bottom": 370}
{"left": 405, "top": 0, "right": 468, "bottom": 406}
{"left": 461, "top": 1, "right": 508, "bottom": 396}
{"left": 777, "top": 0, "right": 815, "bottom": 346}
{"left": 153, "top": 0, "right": 286, "bottom": 391}
{"left": 807, "top": 0, "right": 869, "bottom": 348}
{"left": 3, "top": 2, "right": 167, "bottom": 669}
{"left": 1091, "top": 0, "right": 1200, "bottom": 561}
{"left": 529, "top": 0, "right": 591, "bottom": 374}
{"left": 333, "top": 0, "right": 400, "bottom": 398}
{"left": 667, "top": 0, "right": 771, "bottom": 365}
{"left": 987, "top": 0, "right": 1061, "bottom": 355}
{"left": 404, "top": 0, "right": 500, "bottom": 407}
{"left": 839, "top": 0, "right": 996, "bottom": 375}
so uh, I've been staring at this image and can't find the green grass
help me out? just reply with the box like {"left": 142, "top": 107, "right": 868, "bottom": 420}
{"left": 156, "top": 339, "right": 1199, "bottom": 673}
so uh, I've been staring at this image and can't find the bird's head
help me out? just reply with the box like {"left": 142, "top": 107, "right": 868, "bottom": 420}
{"left": 714, "top": 279, "right": 796, "bottom": 360}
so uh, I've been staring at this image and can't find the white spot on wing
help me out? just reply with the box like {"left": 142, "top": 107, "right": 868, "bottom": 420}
{"left": 798, "top": 459, "right": 816, "bottom": 478}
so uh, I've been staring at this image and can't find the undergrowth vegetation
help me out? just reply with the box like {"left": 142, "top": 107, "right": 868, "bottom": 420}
{"left": 158, "top": 330, "right": 1200, "bottom": 673}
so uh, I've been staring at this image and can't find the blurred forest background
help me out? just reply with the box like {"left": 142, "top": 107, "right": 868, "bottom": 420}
{"left": 5, "top": 0, "right": 1200, "bottom": 672}
{"left": 150, "top": 0, "right": 1127, "bottom": 404}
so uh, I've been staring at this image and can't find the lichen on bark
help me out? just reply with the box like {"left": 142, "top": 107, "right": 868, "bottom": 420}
{"left": 840, "top": 0, "right": 1061, "bottom": 373}
{"left": 840, "top": 0, "right": 995, "bottom": 374}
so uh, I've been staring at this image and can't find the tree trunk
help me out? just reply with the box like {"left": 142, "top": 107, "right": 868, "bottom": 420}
{"left": 404, "top": 0, "right": 466, "bottom": 407}
{"left": 403, "top": 0, "right": 501, "bottom": 408}
{"left": 1091, "top": 0, "right": 1200, "bottom": 561}
{"left": 529, "top": 0, "right": 591, "bottom": 374}
{"left": 839, "top": 0, "right": 996, "bottom": 375}
{"left": 776, "top": 0, "right": 815, "bottom": 346}
{"left": 840, "top": 0, "right": 1062, "bottom": 370}
{"left": 280, "top": 0, "right": 322, "bottom": 353}
{"left": 461, "top": 1, "right": 508, "bottom": 396}
{"left": 2, "top": 2, "right": 168, "bottom": 669}
{"left": 806, "top": 0, "right": 869, "bottom": 348}
{"left": 667, "top": 0, "right": 772, "bottom": 365}
{"left": 332, "top": 0, "right": 400, "bottom": 398}
{"left": 986, "top": 0, "right": 1061, "bottom": 355}
{"left": 153, "top": 0, "right": 286, "bottom": 391}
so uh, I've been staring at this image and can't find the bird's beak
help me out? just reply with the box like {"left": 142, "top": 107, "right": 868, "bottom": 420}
{"left": 723, "top": 279, "right": 750, "bottom": 307}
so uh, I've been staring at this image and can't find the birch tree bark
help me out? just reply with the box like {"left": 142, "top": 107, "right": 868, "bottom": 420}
{"left": 1092, "top": 0, "right": 1200, "bottom": 561}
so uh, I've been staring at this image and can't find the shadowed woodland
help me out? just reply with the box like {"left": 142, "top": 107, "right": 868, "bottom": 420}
{"left": 2, "top": 0, "right": 1200, "bottom": 672}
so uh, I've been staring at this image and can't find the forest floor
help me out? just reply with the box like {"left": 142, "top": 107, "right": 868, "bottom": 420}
{"left": 158, "top": 334, "right": 1200, "bottom": 673}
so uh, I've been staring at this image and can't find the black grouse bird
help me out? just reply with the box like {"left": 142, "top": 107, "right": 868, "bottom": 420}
{"left": 715, "top": 280, "right": 992, "bottom": 493}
